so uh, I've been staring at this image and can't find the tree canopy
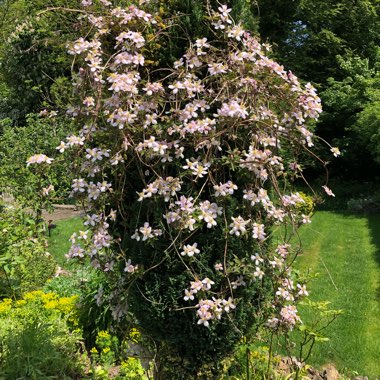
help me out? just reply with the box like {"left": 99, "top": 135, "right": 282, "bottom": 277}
{"left": 253, "top": 0, "right": 380, "bottom": 177}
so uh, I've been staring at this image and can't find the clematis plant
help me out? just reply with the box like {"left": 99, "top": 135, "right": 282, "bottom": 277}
{"left": 40, "top": 1, "right": 339, "bottom": 378}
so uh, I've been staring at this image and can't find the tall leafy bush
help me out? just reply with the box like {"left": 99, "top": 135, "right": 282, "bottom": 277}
{"left": 32, "top": 1, "right": 338, "bottom": 378}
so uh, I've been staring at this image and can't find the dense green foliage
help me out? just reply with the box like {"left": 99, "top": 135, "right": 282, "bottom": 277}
{"left": 125, "top": 225, "right": 270, "bottom": 378}
{"left": 254, "top": 0, "right": 380, "bottom": 177}
{"left": 0, "top": 204, "right": 55, "bottom": 298}
{"left": 0, "top": 291, "right": 83, "bottom": 379}
{"left": 0, "top": 0, "right": 78, "bottom": 124}
{"left": 255, "top": 0, "right": 380, "bottom": 84}
{"left": 317, "top": 54, "right": 380, "bottom": 176}
{"left": 0, "top": 114, "right": 74, "bottom": 207}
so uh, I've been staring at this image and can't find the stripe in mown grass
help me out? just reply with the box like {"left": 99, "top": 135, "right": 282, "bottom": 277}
{"left": 364, "top": 215, "right": 380, "bottom": 376}
{"left": 294, "top": 212, "right": 380, "bottom": 378}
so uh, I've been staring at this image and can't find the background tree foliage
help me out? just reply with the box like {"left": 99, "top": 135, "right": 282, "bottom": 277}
{"left": 320, "top": 54, "right": 380, "bottom": 176}
{"left": 0, "top": 0, "right": 78, "bottom": 124}
{"left": 255, "top": 0, "right": 380, "bottom": 84}
{"left": 0, "top": 114, "right": 75, "bottom": 206}
{"left": 256, "top": 0, "right": 380, "bottom": 178}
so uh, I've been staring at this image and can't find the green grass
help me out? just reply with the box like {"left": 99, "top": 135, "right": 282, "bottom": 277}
{"left": 294, "top": 211, "right": 380, "bottom": 378}
{"left": 47, "top": 217, "right": 83, "bottom": 267}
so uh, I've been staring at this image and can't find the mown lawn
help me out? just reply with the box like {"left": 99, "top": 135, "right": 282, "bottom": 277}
{"left": 47, "top": 217, "right": 83, "bottom": 267}
{"left": 295, "top": 211, "right": 380, "bottom": 378}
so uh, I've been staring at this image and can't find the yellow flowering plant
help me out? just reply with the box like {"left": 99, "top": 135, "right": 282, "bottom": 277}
{"left": 0, "top": 290, "right": 85, "bottom": 379}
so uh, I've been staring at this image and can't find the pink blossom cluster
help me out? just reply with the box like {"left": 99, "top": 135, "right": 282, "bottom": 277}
{"left": 26, "top": 154, "right": 54, "bottom": 166}
{"left": 137, "top": 176, "right": 182, "bottom": 202}
{"left": 131, "top": 222, "right": 163, "bottom": 241}
{"left": 213, "top": 181, "right": 238, "bottom": 197}
{"left": 196, "top": 297, "right": 236, "bottom": 327}
{"left": 267, "top": 305, "right": 301, "bottom": 330}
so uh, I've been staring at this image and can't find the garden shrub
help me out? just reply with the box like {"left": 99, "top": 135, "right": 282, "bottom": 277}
{"left": 346, "top": 193, "right": 380, "bottom": 213}
{"left": 32, "top": 1, "right": 339, "bottom": 378}
{"left": 0, "top": 290, "right": 84, "bottom": 379}
{"left": 76, "top": 269, "right": 122, "bottom": 349}
{"left": 0, "top": 204, "right": 55, "bottom": 298}
{"left": 0, "top": 0, "right": 79, "bottom": 124}
{"left": 0, "top": 113, "right": 75, "bottom": 209}
{"left": 296, "top": 192, "right": 315, "bottom": 216}
{"left": 44, "top": 264, "right": 121, "bottom": 349}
